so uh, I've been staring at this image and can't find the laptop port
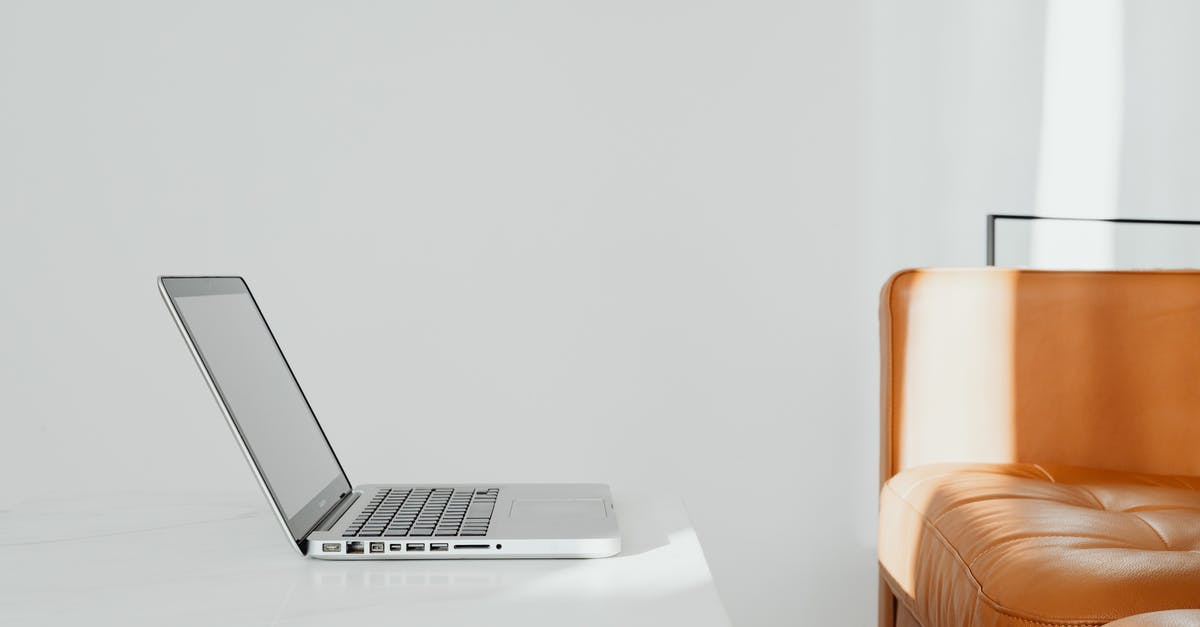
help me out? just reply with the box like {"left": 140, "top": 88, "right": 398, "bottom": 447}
{"left": 322, "top": 543, "right": 341, "bottom": 553}
{"left": 347, "top": 541, "right": 364, "bottom": 554}
{"left": 453, "top": 544, "right": 489, "bottom": 550}
{"left": 430, "top": 543, "right": 448, "bottom": 552}
{"left": 389, "top": 544, "right": 405, "bottom": 552}
{"left": 407, "top": 543, "right": 425, "bottom": 551}
{"left": 370, "top": 542, "right": 385, "bottom": 553}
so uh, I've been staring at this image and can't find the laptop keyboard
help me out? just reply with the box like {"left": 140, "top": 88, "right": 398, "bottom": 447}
{"left": 342, "top": 487, "right": 498, "bottom": 538}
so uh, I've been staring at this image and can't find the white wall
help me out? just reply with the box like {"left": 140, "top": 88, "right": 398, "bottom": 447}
{"left": 862, "top": 0, "right": 1045, "bottom": 272}
{"left": 0, "top": 1, "right": 870, "bottom": 625}
{"left": 1122, "top": 1, "right": 1200, "bottom": 220}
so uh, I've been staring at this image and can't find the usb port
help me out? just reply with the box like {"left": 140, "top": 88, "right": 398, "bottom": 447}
{"left": 370, "top": 542, "right": 385, "bottom": 553}
{"left": 406, "top": 543, "right": 425, "bottom": 551}
{"left": 389, "top": 543, "right": 405, "bottom": 552}
{"left": 347, "top": 541, "right": 364, "bottom": 554}
{"left": 322, "top": 543, "right": 341, "bottom": 553}
{"left": 430, "top": 543, "right": 448, "bottom": 552}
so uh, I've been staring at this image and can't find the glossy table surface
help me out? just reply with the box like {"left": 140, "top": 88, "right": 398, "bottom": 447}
{"left": 1, "top": 490, "right": 729, "bottom": 626}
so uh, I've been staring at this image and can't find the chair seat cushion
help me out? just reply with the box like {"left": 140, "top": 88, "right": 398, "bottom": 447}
{"left": 879, "top": 463, "right": 1200, "bottom": 627}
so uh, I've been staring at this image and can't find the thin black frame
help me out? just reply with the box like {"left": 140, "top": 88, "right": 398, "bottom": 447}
{"left": 986, "top": 214, "right": 1200, "bottom": 266}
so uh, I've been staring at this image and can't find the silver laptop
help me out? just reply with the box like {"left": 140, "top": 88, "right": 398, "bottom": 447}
{"left": 159, "top": 276, "right": 620, "bottom": 560}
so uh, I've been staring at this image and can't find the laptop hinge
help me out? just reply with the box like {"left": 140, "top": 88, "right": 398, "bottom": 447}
{"left": 307, "top": 491, "right": 360, "bottom": 535}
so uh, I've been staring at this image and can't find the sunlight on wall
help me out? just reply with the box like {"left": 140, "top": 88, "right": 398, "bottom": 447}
{"left": 1034, "top": 0, "right": 1123, "bottom": 268}
{"left": 1026, "top": 219, "right": 1119, "bottom": 269}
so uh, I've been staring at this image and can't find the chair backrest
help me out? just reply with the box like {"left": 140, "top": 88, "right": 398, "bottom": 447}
{"left": 880, "top": 268, "right": 1200, "bottom": 485}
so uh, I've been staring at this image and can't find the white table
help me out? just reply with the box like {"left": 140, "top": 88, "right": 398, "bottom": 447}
{"left": 0, "top": 491, "right": 730, "bottom": 627}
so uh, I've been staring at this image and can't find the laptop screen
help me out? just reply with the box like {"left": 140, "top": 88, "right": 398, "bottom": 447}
{"left": 161, "top": 277, "right": 350, "bottom": 543}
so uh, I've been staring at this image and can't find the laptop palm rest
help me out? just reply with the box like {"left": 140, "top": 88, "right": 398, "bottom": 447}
{"left": 509, "top": 498, "right": 607, "bottom": 520}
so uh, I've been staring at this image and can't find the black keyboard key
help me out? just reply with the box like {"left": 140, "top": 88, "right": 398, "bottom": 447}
{"left": 466, "top": 501, "right": 491, "bottom": 511}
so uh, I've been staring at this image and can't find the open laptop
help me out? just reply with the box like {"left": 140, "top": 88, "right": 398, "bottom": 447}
{"left": 159, "top": 276, "right": 620, "bottom": 560}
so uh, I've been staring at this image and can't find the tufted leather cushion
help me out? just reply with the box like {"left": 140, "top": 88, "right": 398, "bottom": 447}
{"left": 1106, "top": 610, "right": 1200, "bottom": 626}
{"left": 879, "top": 463, "right": 1200, "bottom": 627}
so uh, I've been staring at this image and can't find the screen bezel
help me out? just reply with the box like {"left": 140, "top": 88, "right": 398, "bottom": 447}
{"left": 159, "top": 276, "right": 352, "bottom": 551}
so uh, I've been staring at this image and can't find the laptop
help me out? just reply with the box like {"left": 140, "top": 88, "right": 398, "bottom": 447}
{"left": 159, "top": 276, "right": 620, "bottom": 560}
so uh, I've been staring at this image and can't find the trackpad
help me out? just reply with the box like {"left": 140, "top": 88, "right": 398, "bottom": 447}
{"left": 509, "top": 498, "right": 607, "bottom": 520}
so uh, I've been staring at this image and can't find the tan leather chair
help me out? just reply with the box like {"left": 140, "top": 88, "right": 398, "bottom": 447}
{"left": 878, "top": 269, "right": 1200, "bottom": 627}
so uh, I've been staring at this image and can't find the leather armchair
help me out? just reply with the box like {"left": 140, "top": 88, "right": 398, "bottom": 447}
{"left": 877, "top": 269, "right": 1200, "bottom": 627}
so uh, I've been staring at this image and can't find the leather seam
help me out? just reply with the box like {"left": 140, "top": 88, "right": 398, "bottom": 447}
{"left": 929, "top": 493, "right": 1099, "bottom": 526}
{"left": 885, "top": 482, "right": 1003, "bottom": 622}
{"left": 966, "top": 533, "right": 1139, "bottom": 570}
{"left": 884, "top": 481, "right": 1120, "bottom": 626}
{"left": 1071, "top": 485, "right": 1106, "bottom": 510}
{"left": 1128, "top": 512, "right": 1170, "bottom": 549}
